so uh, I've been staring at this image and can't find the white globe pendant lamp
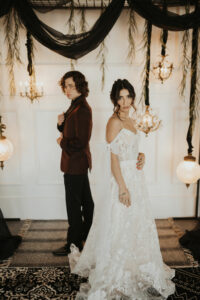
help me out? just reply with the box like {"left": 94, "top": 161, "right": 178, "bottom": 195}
{"left": 176, "top": 154, "right": 200, "bottom": 187}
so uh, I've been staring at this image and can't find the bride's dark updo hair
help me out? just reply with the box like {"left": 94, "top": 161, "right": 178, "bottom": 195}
{"left": 110, "top": 79, "right": 136, "bottom": 117}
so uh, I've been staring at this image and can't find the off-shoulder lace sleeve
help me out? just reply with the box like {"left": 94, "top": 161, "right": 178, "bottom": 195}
{"left": 109, "top": 138, "right": 120, "bottom": 155}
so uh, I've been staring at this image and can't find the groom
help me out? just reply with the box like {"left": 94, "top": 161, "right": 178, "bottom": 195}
{"left": 53, "top": 71, "right": 94, "bottom": 256}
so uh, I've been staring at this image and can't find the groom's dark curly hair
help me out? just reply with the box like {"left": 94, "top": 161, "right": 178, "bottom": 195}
{"left": 59, "top": 71, "right": 89, "bottom": 97}
{"left": 110, "top": 79, "right": 136, "bottom": 116}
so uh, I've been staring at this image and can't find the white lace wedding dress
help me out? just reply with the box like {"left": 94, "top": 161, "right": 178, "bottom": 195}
{"left": 68, "top": 128, "right": 175, "bottom": 300}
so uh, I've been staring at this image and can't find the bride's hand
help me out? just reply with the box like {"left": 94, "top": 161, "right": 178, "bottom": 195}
{"left": 119, "top": 187, "right": 131, "bottom": 207}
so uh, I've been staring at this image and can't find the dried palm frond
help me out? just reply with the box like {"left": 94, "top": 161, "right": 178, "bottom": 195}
{"left": 79, "top": 7, "right": 88, "bottom": 33}
{"left": 179, "top": 1, "right": 190, "bottom": 98}
{"left": 13, "top": 10, "right": 22, "bottom": 64}
{"left": 4, "top": 10, "right": 16, "bottom": 96}
{"left": 96, "top": 2, "right": 107, "bottom": 90}
{"left": 140, "top": 20, "right": 152, "bottom": 107}
{"left": 97, "top": 40, "right": 107, "bottom": 90}
{"left": 127, "top": 8, "right": 137, "bottom": 64}
{"left": 4, "top": 9, "right": 22, "bottom": 96}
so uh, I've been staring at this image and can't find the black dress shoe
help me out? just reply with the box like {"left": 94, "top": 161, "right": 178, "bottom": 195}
{"left": 52, "top": 245, "right": 70, "bottom": 256}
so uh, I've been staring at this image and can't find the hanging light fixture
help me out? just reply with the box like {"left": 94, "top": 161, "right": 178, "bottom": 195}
{"left": 135, "top": 105, "right": 161, "bottom": 137}
{"left": 0, "top": 116, "right": 14, "bottom": 169}
{"left": 153, "top": 54, "right": 173, "bottom": 83}
{"left": 19, "top": 74, "right": 43, "bottom": 102}
{"left": 176, "top": 155, "right": 200, "bottom": 187}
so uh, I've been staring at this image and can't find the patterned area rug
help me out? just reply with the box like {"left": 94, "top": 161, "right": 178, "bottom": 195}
{"left": 168, "top": 268, "right": 200, "bottom": 300}
{"left": 2, "top": 218, "right": 197, "bottom": 268}
{"left": 0, "top": 266, "right": 200, "bottom": 300}
{"left": 0, "top": 266, "right": 84, "bottom": 299}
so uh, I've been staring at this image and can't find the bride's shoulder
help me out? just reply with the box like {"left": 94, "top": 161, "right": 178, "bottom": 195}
{"left": 107, "top": 114, "right": 121, "bottom": 126}
{"left": 106, "top": 114, "right": 122, "bottom": 143}
{"left": 107, "top": 114, "right": 122, "bottom": 130}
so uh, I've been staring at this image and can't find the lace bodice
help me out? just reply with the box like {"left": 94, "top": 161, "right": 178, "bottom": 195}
{"left": 109, "top": 128, "right": 139, "bottom": 161}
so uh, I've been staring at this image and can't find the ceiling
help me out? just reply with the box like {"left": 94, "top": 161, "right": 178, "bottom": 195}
{"left": 29, "top": 0, "right": 200, "bottom": 9}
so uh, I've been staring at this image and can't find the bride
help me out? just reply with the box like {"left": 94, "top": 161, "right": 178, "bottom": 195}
{"left": 68, "top": 79, "right": 175, "bottom": 300}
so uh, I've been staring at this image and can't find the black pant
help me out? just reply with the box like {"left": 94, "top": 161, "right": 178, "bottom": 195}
{"left": 64, "top": 172, "right": 94, "bottom": 250}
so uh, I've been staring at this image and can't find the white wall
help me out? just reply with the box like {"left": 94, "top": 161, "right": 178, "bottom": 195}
{"left": 0, "top": 8, "right": 199, "bottom": 219}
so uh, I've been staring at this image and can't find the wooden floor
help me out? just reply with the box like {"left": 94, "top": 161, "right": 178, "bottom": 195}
{"left": 6, "top": 218, "right": 200, "bottom": 235}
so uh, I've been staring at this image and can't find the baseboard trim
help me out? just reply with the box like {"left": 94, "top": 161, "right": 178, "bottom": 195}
{"left": 4, "top": 217, "right": 199, "bottom": 221}
{"left": 5, "top": 218, "right": 21, "bottom": 221}
{"left": 173, "top": 217, "right": 200, "bottom": 220}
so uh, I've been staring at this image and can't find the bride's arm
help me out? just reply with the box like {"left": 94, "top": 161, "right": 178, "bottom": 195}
{"left": 106, "top": 117, "right": 131, "bottom": 207}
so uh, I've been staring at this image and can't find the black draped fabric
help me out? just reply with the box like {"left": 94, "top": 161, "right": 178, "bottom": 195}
{"left": 179, "top": 221, "right": 200, "bottom": 263}
{"left": 0, "top": 209, "right": 22, "bottom": 260}
{"left": 0, "top": 0, "right": 200, "bottom": 60}
{"left": 145, "top": 21, "right": 152, "bottom": 106}
{"left": 0, "top": 0, "right": 13, "bottom": 17}
{"left": 128, "top": 0, "right": 200, "bottom": 31}
{"left": 14, "top": 0, "right": 125, "bottom": 59}
{"left": 0, "top": 0, "right": 200, "bottom": 59}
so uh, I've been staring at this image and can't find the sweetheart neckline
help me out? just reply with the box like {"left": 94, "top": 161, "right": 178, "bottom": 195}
{"left": 121, "top": 127, "right": 137, "bottom": 135}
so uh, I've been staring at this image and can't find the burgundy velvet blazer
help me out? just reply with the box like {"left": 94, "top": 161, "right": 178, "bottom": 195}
{"left": 58, "top": 96, "right": 92, "bottom": 174}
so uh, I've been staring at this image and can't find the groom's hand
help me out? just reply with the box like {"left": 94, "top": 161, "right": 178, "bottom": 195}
{"left": 137, "top": 152, "right": 145, "bottom": 170}
{"left": 57, "top": 133, "right": 63, "bottom": 145}
{"left": 58, "top": 112, "right": 65, "bottom": 125}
